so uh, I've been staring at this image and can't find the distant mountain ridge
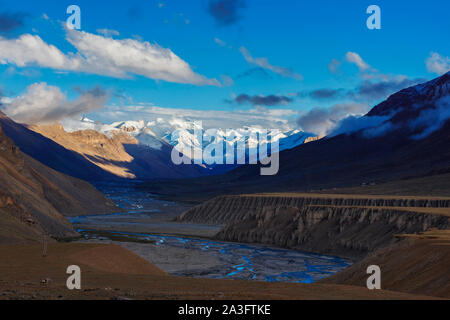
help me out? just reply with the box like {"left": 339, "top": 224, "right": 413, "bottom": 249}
{"left": 139, "top": 73, "right": 450, "bottom": 200}
{"left": 29, "top": 122, "right": 208, "bottom": 180}
{"left": 1, "top": 106, "right": 314, "bottom": 181}
{"left": 55, "top": 117, "right": 315, "bottom": 177}
{"left": 368, "top": 72, "right": 449, "bottom": 121}
{"left": 67, "top": 117, "right": 314, "bottom": 163}
{"left": 0, "top": 112, "right": 119, "bottom": 182}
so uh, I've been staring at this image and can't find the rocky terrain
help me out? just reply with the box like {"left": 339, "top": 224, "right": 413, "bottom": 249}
{"left": 323, "top": 230, "right": 450, "bottom": 298}
{"left": 62, "top": 117, "right": 315, "bottom": 175}
{"left": 30, "top": 124, "right": 137, "bottom": 178}
{"left": 321, "top": 172, "right": 450, "bottom": 197}
{"left": 0, "top": 112, "right": 208, "bottom": 182}
{"left": 0, "top": 243, "right": 436, "bottom": 300}
{"left": 177, "top": 194, "right": 450, "bottom": 259}
{"left": 174, "top": 192, "right": 450, "bottom": 298}
{"left": 0, "top": 112, "right": 118, "bottom": 182}
{"left": 0, "top": 117, "right": 120, "bottom": 244}
{"left": 178, "top": 194, "right": 450, "bottom": 223}
{"left": 29, "top": 123, "right": 208, "bottom": 180}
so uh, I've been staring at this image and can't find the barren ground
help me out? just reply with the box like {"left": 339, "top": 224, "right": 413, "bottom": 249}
{"left": 0, "top": 243, "right": 439, "bottom": 300}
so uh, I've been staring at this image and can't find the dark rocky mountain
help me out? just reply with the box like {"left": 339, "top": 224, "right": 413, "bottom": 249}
{"left": 0, "top": 120, "right": 120, "bottom": 244}
{"left": 0, "top": 113, "right": 208, "bottom": 182}
{"left": 140, "top": 73, "right": 450, "bottom": 201}
{"left": 0, "top": 112, "right": 119, "bottom": 182}
{"left": 368, "top": 72, "right": 449, "bottom": 122}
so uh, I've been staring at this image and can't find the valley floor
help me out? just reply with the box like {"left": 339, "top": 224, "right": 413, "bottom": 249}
{"left": 0, "top": 243, "right": 439, "bottom": 300}
{"left": 3, "top": 179, "right": 449, "bottom": 300}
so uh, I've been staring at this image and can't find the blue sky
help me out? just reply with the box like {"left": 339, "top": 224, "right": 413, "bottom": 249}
{"left": 0, "top": 0, "right": 449, "bottom": 131}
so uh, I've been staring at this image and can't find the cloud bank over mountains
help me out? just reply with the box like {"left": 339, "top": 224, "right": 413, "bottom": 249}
{"left": 2, "top": 82, "right": 110, "bottom": 124}
{"left": 0, "top": 82, "right": 299, "bottom": 130}
{"left": 297, "top": 103, "right": 370, "bottom": 136}
{"left": 94, "top": 104, "right": 299, "bottom": 131}
{"left": 295, "top": 51, "right": 435, "bottom": 136}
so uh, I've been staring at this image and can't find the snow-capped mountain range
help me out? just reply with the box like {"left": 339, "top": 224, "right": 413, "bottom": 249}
{"left": 61, "top": 117, "right": 315, "bottom": 167}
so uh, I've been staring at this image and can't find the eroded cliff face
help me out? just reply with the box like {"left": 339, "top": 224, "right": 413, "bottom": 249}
{"left": 218, "top": 206, "right": 449, "bottom": 259}
{"left": 177, "top": 195, "right": 450, "bottom": 259}
{"left": 177, "top": 195, "right": 450, "bottom": 224}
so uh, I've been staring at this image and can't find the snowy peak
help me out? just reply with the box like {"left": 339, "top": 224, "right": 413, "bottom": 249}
{"left": 339, "top": 72, "right": 450, "bottom": 140}
{"left": 368, "top": 72, "right": 449, "bottom": 121}
{"left": 62, "top": 117, "right": 315, "bottom": 167}
{"left": 63, "top": 118, "right": 166, "bottom": 150}
{"left": 165, "top": 126, "right": 314, "bottom": 164}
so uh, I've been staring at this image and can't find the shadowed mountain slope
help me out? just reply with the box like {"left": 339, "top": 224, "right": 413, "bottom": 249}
{"left": 29, "top": 123, "right": 208, "bottom": 180}
{"left": 0, "top": 112, "right": 119, "bottom": 182}
{"left": 0, "top": 120, "right": 120, "bottom": 244}
{"left": 138, "top": 73, "right": 450, "bottom": 201}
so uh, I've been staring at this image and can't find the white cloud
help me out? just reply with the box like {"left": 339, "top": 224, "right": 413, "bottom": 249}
{"left": 0, "top": 30, "right": 219, "bottom": 86}
{"left": 328, "top": 58, "right": 341, "bottom": 74}
{"left": 334, "top": 51, "right": 424, "bottom": 102}
{"left": 345, "top": 52, "right": 371, "bottom": 71}
{"left": 88, "top": 104, "right": 299, "bottom": 131}
{"left": 330, "top": 114, "right": 392, "bottom": 138}
{"left": 331, "top": 96, "right": 450, "bottom": 140}
{"left": 2, "top": 83, "right": 110, "bottom": 124}
{"left": 410, "top": 96, "right": 450, "bottom": 139}
{"left": 66, "top": 30, "right": 219, "bottom": 85}
{"left": 220, "top": 74, "right": 234, "bottom": 87}
{"left": 214, "top": 37, "right": 227, "bottom": 47}
{"left": 426, "top": 52, "right": 450, "bottom": 75}
{"left": 96, "top": 28, "right": 120, "bottom": 37}
{"left": 0, "top": 34, "right": 82, "bottom": 70}
{"left": 240, "top": 47, "right": 303, "bottom": 80}
{"left": 297, "top": 103, "right": 370, "bottom": 136}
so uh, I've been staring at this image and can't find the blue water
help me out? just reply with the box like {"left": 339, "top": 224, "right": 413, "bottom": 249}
{"left": 77, "top": 228, "right": 351, "bottom": 283}
{"left": 73, "top": 182, "right": 352, "bottom": 283}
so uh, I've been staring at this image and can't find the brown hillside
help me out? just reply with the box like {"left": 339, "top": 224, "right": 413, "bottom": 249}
{"left": 30, "top": 124, "right": 138, "bottom": 178}
{"left": 324, "top": 230, "right": 450, "bottom": 298}
{"left": 0, "top": 243, "right": 437, "bottom": 300}
{"left": 0, "top": 121, "right": 120, "bottom": 244}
